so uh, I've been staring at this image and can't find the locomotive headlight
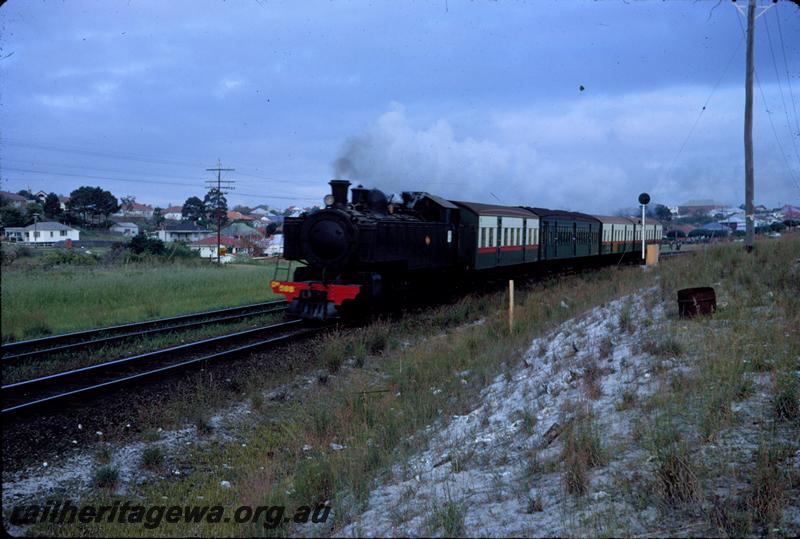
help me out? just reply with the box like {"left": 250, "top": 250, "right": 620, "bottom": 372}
{"left": 324, "top": 194, "right": 335, "bottom": 207}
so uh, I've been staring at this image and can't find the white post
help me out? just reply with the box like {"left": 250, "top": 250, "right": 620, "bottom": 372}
{"left": 508, "top": 279, "right": 514, "bottom": 334}
{"left": 641, "top": 204, "right": 646, "bottom": 260}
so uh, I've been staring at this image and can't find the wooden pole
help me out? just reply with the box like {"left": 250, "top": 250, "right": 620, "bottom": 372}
{"left": 744, "top": 0, "right": 756, "bottom": 253}
{"left": 508, "top": 279, "right": 514, "bottom": 334}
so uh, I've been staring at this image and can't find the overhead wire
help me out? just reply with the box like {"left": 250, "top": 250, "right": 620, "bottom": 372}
{"left": 655, "top": 32, "right": 744, "bottom": 197}
{"left": 734, "top": 6, "right": 800, "bottom": 196}
{"left": 763, "top": 12, "right": 800, "bottom": 170}
{"left": 774, "top": 6, "right": 800, "bottom": 142}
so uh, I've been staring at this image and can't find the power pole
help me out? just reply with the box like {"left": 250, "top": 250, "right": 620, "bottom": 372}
{"left": 744, "top": 0, "right": 756, "bottom": 252}
{"left": 205, "top": 160, "right": 235, "bottom": 265}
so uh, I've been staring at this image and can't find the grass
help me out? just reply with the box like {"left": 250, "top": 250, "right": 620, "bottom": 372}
{"left": 26, "top": 234, "right": 800, "bottom": 536}
{"left": 1, "top": 262, "right": 282, "bottom": 342}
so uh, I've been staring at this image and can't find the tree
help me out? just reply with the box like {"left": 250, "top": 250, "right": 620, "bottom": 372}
{"left": 203, "top": 188, "right": 228, "bottom": 228}
{"left": 43, "top": 193, "right": 64, "bottom": 220}
{"left": 181, "top": 196, "right": 206, "bottom": 224}
{"left": 129, "top": 232, "right": 165, "bottom": 255}
{"left": 265, "top": 222, "right": 278, "bottom": 236}
{"left": 66, "top": 186, "right": 120, "bottom": 226}
{"left": 0, "top": 205, "right": 25, "bottom": 227}
{"left": 120, "top": 195, "right": 136, "bottom": 213}
{"left": 152, "top": 207, "right": 165, "bottom": 227}
{"left": 16, "top": 189, "right": 35, "bottom": 200}
{"left": 25, "top": 202, "right": 44, "bottom": 224}
{"left": 652, "top": 204, "right": 672, "bottom": 222}
{"left": 232, "top": 204, "right": 252, "bottom": 214}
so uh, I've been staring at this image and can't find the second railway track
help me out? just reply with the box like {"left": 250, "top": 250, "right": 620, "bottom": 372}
{"left": 2, "top": 299, "right": 287, "bottom": 363}
{"left": 2, "top": 318, "right": 322, "bottom": 416}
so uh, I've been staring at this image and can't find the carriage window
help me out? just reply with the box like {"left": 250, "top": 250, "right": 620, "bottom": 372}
{"left": 489, "top": 228, "right": 494, "bottom": 247}
{"left": 480, "top": 228, "right": 486, "bottom": 248}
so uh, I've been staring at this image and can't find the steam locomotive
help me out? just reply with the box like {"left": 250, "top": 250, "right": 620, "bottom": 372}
{"left": 271, "top": 179, "right": 662, "bottom": 319}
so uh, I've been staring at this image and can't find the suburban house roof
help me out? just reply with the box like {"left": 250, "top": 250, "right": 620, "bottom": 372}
{"left": 1, "top": 191, "right": 29, "bottom": 203}
{"left": 221, "top": 222, "right": 260, "bottom": 236}
{"left": 127, "top": 202, "right": 153, "bottom": 211}
{"left": 112, "top": 222, "right": 139, "bottom": 228}
{"left": 227, "top": 211, "right": 256, "bottom": 221}
{"left": 164, "top": 206, "right": 183, "bottom": 213}
{"left": 190, "top": 236, "right": 244, "bottom": 248}
{"left": 24, "top": 221, "right": 75, "bottom": 231}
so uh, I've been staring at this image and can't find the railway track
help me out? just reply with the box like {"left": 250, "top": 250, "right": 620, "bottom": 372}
{"left": 1, "top": 319, "right": 321, "bottom": 416}
{"left": 2, "top": 299, "right": 287, "bottom": 364}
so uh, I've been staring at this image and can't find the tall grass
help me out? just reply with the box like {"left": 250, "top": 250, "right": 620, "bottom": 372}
{"left": 1, "top": 264, "right": 280, "bottom": 341}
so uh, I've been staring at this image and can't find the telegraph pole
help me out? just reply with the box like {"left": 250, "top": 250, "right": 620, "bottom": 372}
{"left": 744, "top": 0, "right": 756, "bottom": 252}
{"left": 205, "top": 160, "right": 235, "bottom": 265}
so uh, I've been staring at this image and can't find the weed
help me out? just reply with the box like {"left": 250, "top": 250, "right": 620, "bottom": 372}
{"left": 747, "top": 443, "right": 786, "bottom": 527}
{"left": 772, "top": 375, "right": 799, "bottom": 422}
{"left": 655, "top": 450, "right": 700, "bottom": 506}
{"left": 141, "top": 446, "right": 165, "bottom": 470}
{"left": 193, "top": 412, "right": 213, "bottom": 435}
{"left": 618, "top": 301, "right": 634, "bottom": 333}
{"left": 428, "top": 491, "right": 466, "bottom": 537}
{"left": 598, "top": 336, "right": 613, "bottom": 359}
{"left": 94, "top": 466, "right": 120, "bottom": 489}
{"left": 250, "top": 391, "right": 264, "bottom": 410}
{"left": 519, "top": 407, "right": 538, "bottom": 436}
{"left": 526, "top": 495, "right": 544, "bottom": 513}
{"left": 616, "top": 389, "right": 637, "bottom": 411}
{"left": 582, "top": 361, "right": 603, "bottom": 400}
{"left": 561, "top": 416, "right": 607, "bottom": 496}
{"left": 94, "top": 446, "right": 112, "bottom": 465}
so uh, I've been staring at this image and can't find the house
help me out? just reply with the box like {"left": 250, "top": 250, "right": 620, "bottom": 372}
{"left": 264, "top": 233, "right": 283, "bottom": 256}
{"left": 221, "top": 222, "right": 261, "bottom": 239}
{"left": 189, "top": 236, "right": 246, "bottom": 263}
{"left": 677, "top": 199, "right": 727, "bottom": 217}
{"left": 3, "top": 227, "right": 27, "bottom": 242}
{"left": 110, "top": 222, "right": 140, "bottom": 236}
{"left": 0, "top": 191, "right": 29, "bottom": 209}
{"left": 719, "top": 212, "right": 747, "bottom": 231}
{"left": 226, "top": 210, "right": 256, "bottom": 222}
{"left": 163, "top": 206, "right": 183, "bottom": 220}
{"left": 19, "top": 222, "right": 80, "bottom": 245}
{"left": 151, "top": 222, "right": 212, "bottom": 243}
{"left": 116, "top": 202, "right": 154, "bottom": 218}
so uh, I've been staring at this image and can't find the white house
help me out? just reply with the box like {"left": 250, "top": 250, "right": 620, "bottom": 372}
{"left": 115, "top": 202, "right": 154, "bottom": 218}
{"left": 110, "top": 222, "right": 139, "bottom": 236}
{"left": 20, "top": 222, "right": 80, "bottom": 245}
{"left": 151, "top": 222, "right": 212, "bottom": 243}
{"left": 3, "top": 227, "right": 27, "bottom": 242}
{"left": 189, "top": 236, "right": 246, "bottom": 263}
{"left": 163, "top": 206, "right": 183, "bottom": 220}
{"left": 265, "top": 233, "right": 283, "bottom": 256}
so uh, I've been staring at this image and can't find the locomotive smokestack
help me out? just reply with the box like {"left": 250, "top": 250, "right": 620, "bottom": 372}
{"left": 329, "top": 179, "right": 351, "bottom": 207}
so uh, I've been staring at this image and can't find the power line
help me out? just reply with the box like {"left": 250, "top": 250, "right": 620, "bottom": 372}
{"left": 735, "top": 6, "right": 800, "bottom": 197}
{"left": 205, "top": 160, "right": 236, "bottom": 265}
{"left": 763, "top": 12, "right": 800, "bottom": 168}
{"left": 3, "top": 139, "right": 321, "bottom": 188}
{"left": 656, "top": 32, "right": 744, "bottom": 194}
{"left": 1, "top": 169, "right": 320, "bottom": 202}
{"left": 773, "top": 6, "right": 800, "bottom": 148}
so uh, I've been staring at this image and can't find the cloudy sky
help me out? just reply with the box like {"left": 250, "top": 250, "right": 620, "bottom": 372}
{"left": 1, "top": 0, "right": 799, "bottom": 213}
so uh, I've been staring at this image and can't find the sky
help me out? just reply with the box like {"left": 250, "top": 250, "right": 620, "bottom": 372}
{"left": 1, "top": 0, "right": 799, "bottom": 214}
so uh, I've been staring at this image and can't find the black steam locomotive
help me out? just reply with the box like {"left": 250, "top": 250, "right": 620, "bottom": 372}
{"left": 271, "top": 179, "right": 662, "bottom": 319}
